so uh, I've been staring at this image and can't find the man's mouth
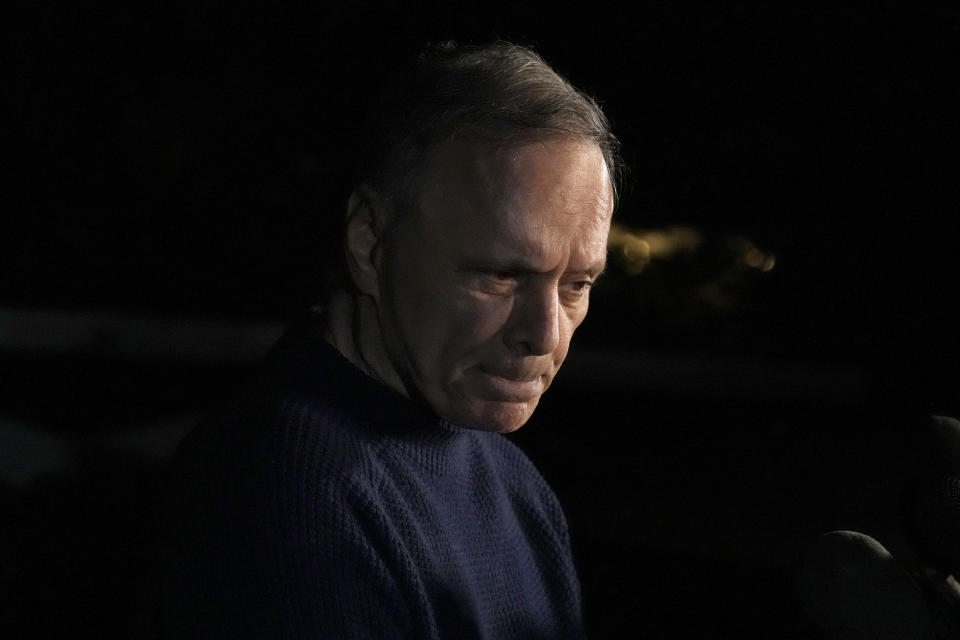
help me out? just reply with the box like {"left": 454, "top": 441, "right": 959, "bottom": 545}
{"left": 472, "top": 366, "right": 545, "bottom": 401}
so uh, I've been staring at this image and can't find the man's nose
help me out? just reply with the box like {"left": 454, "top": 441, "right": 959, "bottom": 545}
{"left": 503, "top": 286, "right": 561, "bottom": 356}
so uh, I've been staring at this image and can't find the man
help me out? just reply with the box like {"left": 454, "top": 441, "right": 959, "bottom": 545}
{"left": 160, "top": 41, "right": 619, "bottom": 639}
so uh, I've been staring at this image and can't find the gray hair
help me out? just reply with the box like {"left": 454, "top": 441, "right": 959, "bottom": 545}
{"left": 357, "top": 40, "right": 622, "bottom": 216}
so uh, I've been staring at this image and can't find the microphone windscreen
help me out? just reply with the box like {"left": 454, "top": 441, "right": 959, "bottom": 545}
{"left": 915, "top": 475, "right": 960, "bottom": 573}
{"left": 796, "top": 530, "right": 934, "bottom": 640}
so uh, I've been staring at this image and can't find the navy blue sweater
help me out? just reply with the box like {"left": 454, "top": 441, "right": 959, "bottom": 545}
{"left": 160, "top": 319, "right": 584, "bottom": 639}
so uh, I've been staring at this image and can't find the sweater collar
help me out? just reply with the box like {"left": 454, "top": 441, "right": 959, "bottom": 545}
{"left": 265, "top": 312, "right": 470, "bottom": 453}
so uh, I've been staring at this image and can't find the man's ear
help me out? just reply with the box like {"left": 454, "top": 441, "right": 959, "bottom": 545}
{"left": 344, "top": 184, "right": 388, "bottom": 298}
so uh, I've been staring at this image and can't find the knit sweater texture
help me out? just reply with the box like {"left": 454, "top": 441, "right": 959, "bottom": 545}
{"left": 159, "top": 318, "right": 584, "bottom": 639}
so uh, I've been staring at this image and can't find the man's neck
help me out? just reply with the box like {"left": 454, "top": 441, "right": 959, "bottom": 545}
{"left": 322, "top": 289, "right": 409, "bottom": 398}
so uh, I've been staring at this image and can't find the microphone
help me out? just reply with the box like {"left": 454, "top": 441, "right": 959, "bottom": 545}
{"left": 914, "top": 475, "right": 960, "bottom": 574}
{"left": 796, "top": 530, "right": 936, "bottom": 639}
{"left": 911, "top": 416, "right": 960, "bottom": 609}
{"left": 795, "top": 418, "right": 960, "bottom": 639}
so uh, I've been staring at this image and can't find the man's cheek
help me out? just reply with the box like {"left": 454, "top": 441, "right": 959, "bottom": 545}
{"left": 452, "top": 300, "right": 513, "bottom": 344}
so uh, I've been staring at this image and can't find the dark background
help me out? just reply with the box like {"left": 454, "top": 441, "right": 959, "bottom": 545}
{"left": 3, "top": 2, "right": 959, "bottom": 637}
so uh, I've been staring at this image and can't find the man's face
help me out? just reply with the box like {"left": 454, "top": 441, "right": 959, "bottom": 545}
{"left": 374, "top": 138, "right": 613, "bottom": 433}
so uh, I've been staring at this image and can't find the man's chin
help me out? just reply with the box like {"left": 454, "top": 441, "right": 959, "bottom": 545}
{"left": 443, "top": 397, "right": 539, "bottom": 434}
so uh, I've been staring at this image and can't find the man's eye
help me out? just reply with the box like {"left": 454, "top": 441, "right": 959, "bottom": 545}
{"left": 563, "top": 280, "right": 593, "bottom": 299}
{"left": 474, "top": 271, "right": 518, "bottom": 294}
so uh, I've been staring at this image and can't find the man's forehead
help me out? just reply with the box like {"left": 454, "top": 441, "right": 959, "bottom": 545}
{"left": 412, "top": 138, "right": 612, "bottom": 272}
{"left": 421, "top": 137, "right": 612, "bottom": 212}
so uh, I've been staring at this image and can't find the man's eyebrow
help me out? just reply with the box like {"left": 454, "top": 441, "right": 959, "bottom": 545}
{"left": 463, "top": 260, "right": 606, "bottom": 278}
{"left": 564, "top": 261, "right": 606, "bottom": 279}
{"left": 579, "top": 264, "right": 606, "bottom": 278}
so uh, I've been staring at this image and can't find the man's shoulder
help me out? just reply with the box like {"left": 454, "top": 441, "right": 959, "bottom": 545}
{"left": 167, "top": 382, "right": 388, "bottom": 513}
{"left": 472, "top": 431, "right": 565, "bottom": 511}
{"left": 271, "top": 387, "right": 391, "bottom": 479}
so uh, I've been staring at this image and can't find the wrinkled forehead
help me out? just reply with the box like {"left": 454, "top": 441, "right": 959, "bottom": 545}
{"left": 417, "top": 137, "right": 614, "bottom": 221}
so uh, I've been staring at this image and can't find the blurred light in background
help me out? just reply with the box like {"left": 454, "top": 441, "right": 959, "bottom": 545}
{"left": 587, "top": 222, "right": 783, "bottom": 350}
{"left": 607, "top": 222, "right": 775, "bottom": 276}
{"left": 608, "top": 223, "right": 704, "bottom": 274}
